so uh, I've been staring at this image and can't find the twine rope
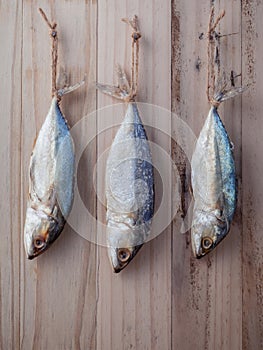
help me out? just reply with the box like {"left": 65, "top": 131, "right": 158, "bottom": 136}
{"left": 122, "top": 16, "right": 141, "bottom": 102}
{"left": 206, "top": 6, "right": 225, "bottom": 107}
{"left": 39, "top": 8, "right": 59, "bottom": 99}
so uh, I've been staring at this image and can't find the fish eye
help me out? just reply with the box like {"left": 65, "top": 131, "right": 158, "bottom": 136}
{"left": 118, "top": 248, "right": 131, "bottom": 263}
{"left": 34, "top": 237, "right": 45, "bottom": 249}
{"left": 201, "top": 237, "right": 213, "bottom": 250}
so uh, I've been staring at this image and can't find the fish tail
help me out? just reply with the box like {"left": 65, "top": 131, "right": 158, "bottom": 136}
{"left": 212, "top": 86, "right": 247, "bottom": 106}
{"left": 57, "top": 75, "right": 86, "bottom": 97}
{"left": 96, "top": 83, "right": 132, "bottom": 101}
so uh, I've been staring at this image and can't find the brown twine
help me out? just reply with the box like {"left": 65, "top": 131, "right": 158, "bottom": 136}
{"left": 206, "top": 6, "right": 225, "bottom": 107}
{"left": 39, "top": 8, "right": 59, "bottom": 99}
{"left": 122, "top": 16, "right": 141, "bottom": 102}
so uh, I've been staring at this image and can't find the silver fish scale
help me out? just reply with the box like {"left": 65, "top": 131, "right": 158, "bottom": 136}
{"left": 192, "top": 107, "right": 236, "bottom": 218}
{"left": 191, "top": 106, "right": 237, "bottom": 257}
{"left": 29, "top": 98, "right": 74, "bottom": 217}
{"left": 106, "top": 103, "right": 154, "bottom": 249}
{"left": 24, "top": 97, "right": 75, "bottom": 259}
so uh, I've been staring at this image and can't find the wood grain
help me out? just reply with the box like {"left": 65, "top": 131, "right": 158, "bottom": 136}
{"left": 0, "top": 0, "right": 262, "bottom": 349}
{"left": 242, "top": 0, "right": 263, "bottom": 349}
{"left": 20, "top": 1, "right": 97, "bottom": 349}
{"left": 97, "top": 1, "right": 171, "bottom": 350}
{"left": 0, "top": 1, "right": 22, "bottom": 349}
{"left": 172, "top": 1, "right": 243, "bottom": 349}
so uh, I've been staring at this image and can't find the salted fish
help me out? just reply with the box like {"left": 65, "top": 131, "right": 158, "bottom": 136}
{"left": 191, "top": 90, "right": 242, "bottom": 258}
{"left": 24, "top": 97, "right": 75, "bottom": 259}
{"left": 105, "top": 103, "right": 154, "bottom": 272}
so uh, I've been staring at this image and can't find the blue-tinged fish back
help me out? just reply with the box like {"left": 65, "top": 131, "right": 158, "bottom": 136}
{"left": 53, "top": 99, "right": 72, "bottom": 155}
{"left": 212, "top": 107, "right": 237, "bottom": 220}
{"left": 131, "top": 103, "right": 148, "bottom": 140}
{"left": 131, "top": 103, "right": 154, "bottom": 223}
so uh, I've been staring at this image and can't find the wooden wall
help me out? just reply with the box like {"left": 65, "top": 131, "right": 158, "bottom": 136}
{"left": 0, "top": 0, "right": 262, "bottom": 349}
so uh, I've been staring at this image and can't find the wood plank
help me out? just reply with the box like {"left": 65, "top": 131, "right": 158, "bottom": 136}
{"left": 242, "top": 0, "right": 263, "bottom": 348}
{"left": 0, "top": 1, "right": 22, "bottom": 349}
{"left": 20, "top": 1, "right": 97, "bottom": 349}
{"left": 96, "top": 1, "right": 171, "bottom": 349}
{"left": 172, "top": 1, "right": 243, "bottom": 349}
{"left": 1, "top": 0, "right": 263, "bottom": 348}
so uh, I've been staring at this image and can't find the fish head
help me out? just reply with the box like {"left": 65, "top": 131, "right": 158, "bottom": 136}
{"left": 108, "top": 245, "right": 142, "bottom": 273}
{"left": 24, "top": 207, "right": 62, "bottom": 259}
{"left": 106, "top": 218, "right": 148, "bottom": 273}
{"left": 191, "top": 209, "right": 229, "bottom": 258}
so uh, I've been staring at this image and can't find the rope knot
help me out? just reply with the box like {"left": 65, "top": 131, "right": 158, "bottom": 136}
{"left": 132, "top": 31, "right": 141, "bottom": 42}
{"left": 210, "top": 98, "right": 220, "bottom": 109}
{"left": 125, "top": 16, "right": 140, "bottom": 101}
{"left": 97, "top": 16, "right": 141, "bottom": 104}
{"left": 124, "top": 94, "right": 136, "bottom": 103}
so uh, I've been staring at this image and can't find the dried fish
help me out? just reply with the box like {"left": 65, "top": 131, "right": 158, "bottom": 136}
{"left": 24, "top": 97, "right": 75, "bottom": 259}
{"left": 97, "top": 16, "right": 154, "bottom": 272}
{"left": 105, "top": 102, "right": 154, "bottom": 272}
{"left": 24, "top": 9, "right": 84, "bottom": 259}
{"left": 191, "top": 90, "right": 240, "bottom": 258}
{"left": 191, "top": 7, "right": 245, "bottom": 258}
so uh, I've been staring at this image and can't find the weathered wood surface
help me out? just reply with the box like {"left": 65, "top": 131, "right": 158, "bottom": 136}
{"left": 242, "top": 1, "right": 263, "bottom": 348}
{"left": 0, "top": 1, "right": 22, "bottom": 349}
{"left": 0, "top": 0, "right": 262, "bottom": 349}
{"left": 97, "top": 2, "right": 171, "bottom": 350}
{"left": 21, "top": 1, "right": 97, "bottom": 349}
{"left": 171, "top": 1, "right": 243, "bottom": 350}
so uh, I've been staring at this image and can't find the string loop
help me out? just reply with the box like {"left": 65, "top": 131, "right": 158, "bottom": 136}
{"left": 122, "top": 16, "right": 141, "bottom": 102}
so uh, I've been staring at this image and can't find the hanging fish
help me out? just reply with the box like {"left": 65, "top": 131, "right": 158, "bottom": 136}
{"left": 97, "top": 17, "right": 154, "bottom": 272}
{"left": 24, "top": 9, "right": 84, "bottom": 259}
{"left": 191, "top": 7, "right": 246, "bottom": 258}
{"left": 191, "top": 89, "right": 242, "bottom": 258}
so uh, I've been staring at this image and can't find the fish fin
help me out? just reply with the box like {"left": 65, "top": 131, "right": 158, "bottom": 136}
{"left": 51, "top": 204, "right": 58, "bottom": 217}
{"left": 188, "top": 183, "right": 193, "bottom": 198}
{"left": 57, "top": 75, "right": 86, "bottom": 97}
{"left": 213, "top": 192, "right": 229, "bottom": 222}
{"left": 115, "top": 64, "right": 130, "bottom": 92}
{"left": 96, "top": 83, "right": 129, "bottom": 101}
{"left": 214, "top": 206, "right": 230, "bottom": 232}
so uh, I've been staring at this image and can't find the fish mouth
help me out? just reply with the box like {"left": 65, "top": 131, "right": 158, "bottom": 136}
{"left": 27, "top": 252, "right": 42, "bottom": 260}
{"left": 113, "top": 266, "right": 123, "bottom": 273}
{"left": 110, "top": 245, "right": 143, "bottom": 273}
{"left": 26, "top": 245, "right": 48, "bottom": 260}
{"left": 112, "top": 259, "right": 130, "bottom": 273}
{"left": 195, "top": 246, "right": 213, "bottom": 259}
{"left": 27, "top": 254, "right": 35, "bottom": 260}
{"left": 195, "top": 252, "right": 208, "bottom": 259}
{"left": 26, "top": 251, "right": 41, "bottom": 260}
{"left": 112, "top": 263, "right": 133, "bottom": 273}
